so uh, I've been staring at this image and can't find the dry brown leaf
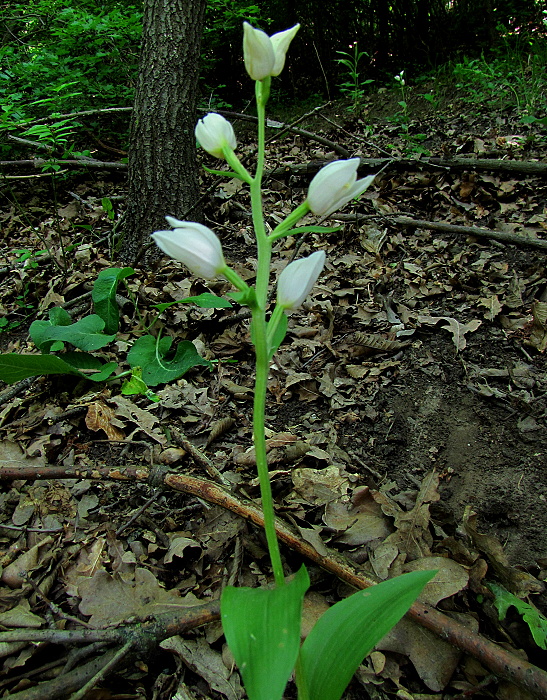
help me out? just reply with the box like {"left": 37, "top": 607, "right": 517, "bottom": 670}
{"left": 462, "top": 509, "right": 544, "bottom": 595}
{"left": 85, "top": 401, "right": 125, "bottom": 440}
{"left": 78, "top": 567, "right": 202, "bottom": 627}
{"left": 291, "top": 466, "right": 350, "bottom": 506}
{"left": 161, "top": 636, "right": 244, "bottom": 700}
{"left": 324, "top": 486, "right": 393, "bottom": 546}
{"left": 403, "top": 556, "right": 469, "bottom": 606}
{"left": 378, "top": 612, "right": 478, "bottom": 691}
{"left": 417, "top": 315, "right": 482, "bottom": 351}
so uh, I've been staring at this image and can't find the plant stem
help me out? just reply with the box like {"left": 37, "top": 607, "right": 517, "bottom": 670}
{"left": 251, "top": 306, "right": 285, "bottom": 587}
{"left": 249, "top": 76, "right": 285, "bottom": 587}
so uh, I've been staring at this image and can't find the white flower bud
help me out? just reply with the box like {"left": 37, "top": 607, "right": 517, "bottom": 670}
{"left": 277, "top": 250, "right": 326, "bottom": 310}
{"left": 152, "top": 219, "right": 225, "bottom": 279}
{"left": 243, "top": 22, "right": 300, "bottom": 81}
{"left": 195, "top": 113, "right": 236, "bottom": 159}
{"left": 307, "top": 158, "right": 375, "bottom": 216}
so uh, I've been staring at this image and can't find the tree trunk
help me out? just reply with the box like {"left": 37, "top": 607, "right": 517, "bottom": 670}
{"left": 120, "top": 0, "right": 206, "bottom": 265}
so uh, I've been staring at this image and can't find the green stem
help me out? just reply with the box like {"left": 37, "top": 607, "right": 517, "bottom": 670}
{"left": 269, "top": 202, "right": 310, "bottom": 241}
{"left": 251, "top": 306, "right": 285, "bottom": 587}
{"left": 249, "top": 76, "right": 285, "bottom": 586}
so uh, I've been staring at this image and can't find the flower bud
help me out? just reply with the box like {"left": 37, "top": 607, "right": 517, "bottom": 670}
{"left": 243, "top": 22, "right": 300, "bottom": 81}
{"left": 277, "top": 250, "right": 326, "bottom": 310}
{"left": 306, "top": 158, "right": 375, "bottom": 216}
{"left": 195, "top": 113, "right": 236, "bottom": 159}
{"left": 152, "top": 218, "right": 225, "bottom": 279}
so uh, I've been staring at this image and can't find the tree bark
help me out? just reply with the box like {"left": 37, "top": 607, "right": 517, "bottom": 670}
{"left": 120, "top": 0, "right": 206, "bottom": 265}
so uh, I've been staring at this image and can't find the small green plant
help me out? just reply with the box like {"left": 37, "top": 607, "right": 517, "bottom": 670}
{"left": 487, "top": 582, "right": 547, "bottom": 650}
{"left": 153, "top": 22, "right": 435, "bottom": 700}
{"left": 422, "top": 91, "right": 440, "bottom": 110}
{"left": 0, "top": 268, "right": 221, "bottom": 400}
{"left": 336, "top": 42, "right": 374, "bottom": 111}
{"left": 393, "top": 70, "right": 409, "bottom": 130}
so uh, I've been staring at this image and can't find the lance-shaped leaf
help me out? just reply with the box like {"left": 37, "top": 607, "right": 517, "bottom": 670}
{"left": 221, "top": 565, "right": 309, "bottom": 700}
{"left": 296, "top": 570, "right": 435, "bottom": 700}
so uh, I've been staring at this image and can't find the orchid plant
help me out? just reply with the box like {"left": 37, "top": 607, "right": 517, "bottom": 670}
{"left": 152, "top": 22, "right": 434, "bottom": 700}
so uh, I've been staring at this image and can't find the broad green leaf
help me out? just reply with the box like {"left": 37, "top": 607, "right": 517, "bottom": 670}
{"left": 153, "top": 293, "right": 232, "bottom": 312}
{"left": 30, "top": 314, "right": 116, "bottom": 352}
{"left": 487, "top": 582, "right": 547, "bottom": 650}
{"left": 127, "top": 335, "right": 212, "bottom": 386}
{"left": 296, "top": 570, "right": 435, "bottom": 700}
{"left": 92, "top": 267, "right": 134, "bottom": 334}
{"left": 0, "top": 353, "right": 117, "bottom": 384}
{"left": 221, "top": 566, "right": 310, "bottom": 700}
{"left": 30, "top": 307, "right": 72, "bottom": 350}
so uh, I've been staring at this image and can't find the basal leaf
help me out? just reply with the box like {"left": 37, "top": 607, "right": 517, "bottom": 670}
{"left": 127, "top": 335, "right": 212, "bottom": 386}
{"left": 296, "top": 570, "right": 435, "bottom": 700}
{"left": 0, "top": 353, "right": 116, "bottom": 384}
{"left": 221, "top": 566, "right": 310, "bottom": 700}
{"left": 92, "top": 267, "right": 134, "bottom": 334}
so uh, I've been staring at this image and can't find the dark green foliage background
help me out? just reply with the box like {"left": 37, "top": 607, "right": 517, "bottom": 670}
{"left": 0, "top": 0, "right": 544, "bottom": 156}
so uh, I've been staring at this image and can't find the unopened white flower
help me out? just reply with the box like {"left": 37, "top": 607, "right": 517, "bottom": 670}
{"left": 307, "top": 158, "right": 375, "bottom": 216}
{"left": 152, "top": 218, "right": 225, "bottom": 279}
{"left": 195, "top": 113, "right": 236, "bottom": 159}
{"left": 277, "top": 250, "right": 326, "bottom": 310}
{"left": 243, "top": 22, "right": 300, "bottom": 81}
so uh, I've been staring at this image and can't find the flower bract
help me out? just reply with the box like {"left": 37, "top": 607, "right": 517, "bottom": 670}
{"left": 195, "top": 113, "right": 237, "bottom": 159}
{"left": 243, "top": 22, "right": 300, "bottom": 81}
{"left": 152, "top": 218, "right": 225, "bottom": 279}
{"left": 277, "top": 250, "right": 326, "bottom": 310}
{"left": 306, "top": 158, "right": 375, "bottom": 216}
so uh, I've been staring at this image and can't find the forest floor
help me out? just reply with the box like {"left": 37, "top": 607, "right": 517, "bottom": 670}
{"left": 0, "top": 80, "right": 546, "bottom": 699}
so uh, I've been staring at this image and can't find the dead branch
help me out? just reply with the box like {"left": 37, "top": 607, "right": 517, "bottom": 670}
{"left": 0, "top": 158, "right": 127, "bottom": 169}
{"left": 3, "top": 464, "right": 547, "bottom": 698}
{"left": 336, "top": 213, "right": 547, "bottom": 251}
{"left": 2, "top": 602, "right": 220, "bottom": 700}
{"left": 269, "top": 156, "right": 547, "bottom": 178}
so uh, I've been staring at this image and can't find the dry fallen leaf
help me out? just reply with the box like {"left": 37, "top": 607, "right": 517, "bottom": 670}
{"left": 78, "top": 567, "right": 203, "bottom": 627}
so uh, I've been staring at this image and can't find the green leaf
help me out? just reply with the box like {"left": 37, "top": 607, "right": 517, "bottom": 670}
{"left": 0, "top": 353, "right": 117, "bottom": 384}
{"left": 487, "top": 582, "right": 547, "bottom": 650}
{"left": 127, "top": 335, "right": 212, "bottom": 386}
{"left": 201, "top": 164, "right": 240, "bottom": 178}
{"left": 221, "top": 566, "right": 310, "bottom": 700}
{"left": 267, "top": 313, "right": 287, "bottom": 358}
{"left": 296, "top": 570, "right": 435, "bottom": 700}
{"left": 153, "top": 293, "right": 232, "bottom": 312}
{"left": 30, "top": 314, "right": 116, "bottom": 352}
{"left": 92, "top": 267, "right": 134, "bottom": 334}
{"left": 227, "top": 287, "right": 257, "bottom": 307}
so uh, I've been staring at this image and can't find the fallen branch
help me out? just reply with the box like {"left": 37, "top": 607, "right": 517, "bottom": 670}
{"left": 2, "top": 602, "right": 220, "bottom": 700}
{"left": 269, "top": 156, "right": 547, "bottom": 178}
{"left": 2, "top": 464, "right": 546, "bottom": 697}
{"left": 336, "top": 213, "right": 547, "bottom": 251}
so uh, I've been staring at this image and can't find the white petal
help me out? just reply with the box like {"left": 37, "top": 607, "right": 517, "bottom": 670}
{"left": 270, "top": 24, "right": 300, "bottom": 76}
{"left": 243, "top": 22, "right": 275, "bottom": 81}
{"left": 277, "top": 251, "right": 326, "bottom": 310}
